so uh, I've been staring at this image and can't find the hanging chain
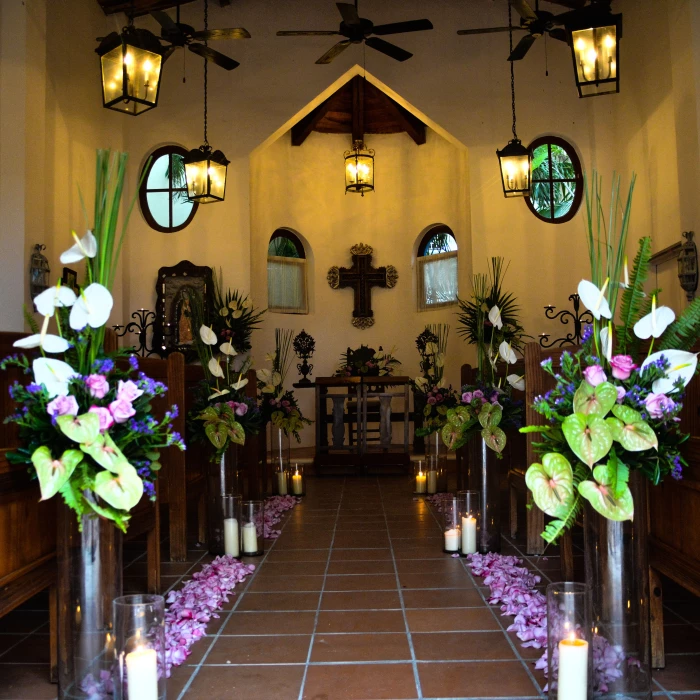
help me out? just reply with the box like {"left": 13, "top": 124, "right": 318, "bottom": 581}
{"left": 203, "top": 0, "right": 209, "bottom": 146}
{"left": 508, "top": 0, "right": 517, "bottom": 140}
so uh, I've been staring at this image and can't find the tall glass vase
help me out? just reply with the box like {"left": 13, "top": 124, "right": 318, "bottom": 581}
{"left": 268, "top": 424, "right": 290, "bottom": 494}
{"left": 57, "top": 495, "right": 123, "bottom": 699}
{"left": 467, "top": 437, "right": 501, "bottom": 553}
{"left": 425, "top": 430, "right": 448, "bottom": 493}
{"left": 207, "top": 444, "right": 239, "bottom": 556}
{"left": 583, "top": 470, "right": 652, "bottom": 699}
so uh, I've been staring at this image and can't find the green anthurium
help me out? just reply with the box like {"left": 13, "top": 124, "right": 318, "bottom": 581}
{"left": 56, "top": 412, "right": 100, "bottom": 445}
{"left": 31, "top": 446, "right": 83, "bottom": 501}
{"left": 93, "top": 462, "right": 143, "bottom": 512}
{"left": 205, "top": 421, "right": 228, "bottom": 449}
{"left": 228, "top": 421, "right": 245, "bottom": 446}
{"left": 442, "top": 422, "right": 462, "bottom": 451}
{"left": 573, "top": 381, "right": 618, "bottom": 418}
{"left": 478, "top": 403, "right": 503, "bottom": 430}
{"left": 446, "top": 406, "right": 471, "bottom": 427}
{"left": 578, "top": 462, "right": 634, "bottom": 521}
{"left": 562, "top": 413, "right": 613, "bottom": 467}
{"left": 481, "top": 425, "right": 507, "bottom": 453}
{"left": 607, "top": 404, "right": 659, "bottom": 452}
{"left": 525, "top": 453, "right": 575, "bottom": 519}
{"left": 81, "top": 434, "right": 127, "bottom": 473}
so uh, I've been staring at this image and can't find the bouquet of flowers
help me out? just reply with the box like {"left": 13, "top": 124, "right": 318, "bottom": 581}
{"left": 257, "top": 329, "right": 311, "bottom": 441}
{"left": 1, "top": 150, "right": 185, "bottom": 531}
{"left": 441, "top": 258, "right": 526, "bottom": 454}
{"left": 335, "top": 344, "right": 401, "bottom": 377}
{"left": 523, "top": 174, "right": 700, "bottom": 543}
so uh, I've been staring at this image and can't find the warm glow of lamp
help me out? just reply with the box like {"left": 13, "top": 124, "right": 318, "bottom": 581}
{"left": 96, "top": 27, "right": 165, "bottom": 116}
{"left": 496, "top": 139, "right": 531, "bottom": 198}
{"left": 344, "top": 140, "right": 375, "bottom": 196}
{"left": 183, "top": 146, "right": 229, "bottom": 204}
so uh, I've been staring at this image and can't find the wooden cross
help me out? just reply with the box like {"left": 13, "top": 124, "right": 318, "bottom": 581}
{"left": 327, "top": 243, "right": 398, "bottom": 329}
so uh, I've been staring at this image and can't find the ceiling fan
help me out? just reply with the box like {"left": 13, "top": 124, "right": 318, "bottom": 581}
{"left": 150, "top": 4, "right": 250, "bottom": 71}
{"left": 457, "top": 0, "right": 598, "bottom": 62}
{"left": 276, "top": 1, "right": 433, "bottom": 64}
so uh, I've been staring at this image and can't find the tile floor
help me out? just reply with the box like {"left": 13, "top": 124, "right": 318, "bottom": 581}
{"left": 2, "top": 476, "right": 700, "bottom": 699}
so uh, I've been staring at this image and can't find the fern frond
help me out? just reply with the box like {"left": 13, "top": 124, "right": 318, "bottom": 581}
{"left": 659, "top": 297, "right": 700, "bottom": 352}
{"left": 23, "top": 305, "right": 39, "bottom": 334}
{"left": 616, "top": 237, "right": 651, "bottom": 353}
{"left": 541, "top": 493, "right": 582, "bottom": 544}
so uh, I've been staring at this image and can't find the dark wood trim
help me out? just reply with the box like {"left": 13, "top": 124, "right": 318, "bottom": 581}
{"left": 381, "top": 98, "right": 426, "bottom": 146}
{"left": 417, "top": 225, "right": 457, "bottom": 257}
{"left": 352, "top": 75, "right": 364, "bottom": 143}
{"left": 650, "top": 242, "right": 682, "bottom": 267}
{"left": 291, "top": 99, "right": 334, "bottom": 147}
{"left": 270, "top": 229, "right": 306, "bottom": 259}
{"left": 97, "top": 0, "right": 196, "bottom": 16}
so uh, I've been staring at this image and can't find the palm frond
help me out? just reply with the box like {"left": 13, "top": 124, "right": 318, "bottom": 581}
{"left": 616, "top": 237, "right": 652, "bottom": 354}
{"left": 659, "top": 297, "right": 700, "bottom": 352}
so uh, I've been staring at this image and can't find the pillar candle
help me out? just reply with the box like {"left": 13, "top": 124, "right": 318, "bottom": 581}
{"left": 444, "top": 528, "right": 460, "bottom": 552}
{"left": 292, "top": 471, "right": 303, "bottom": 495}
{"left": 557, "top": 636, "right": 588, "bottom": 700}
{"left": 427, "top": 470, "right": 438, "bottom": 494}
{"left": 125, "top": 646, "right": 158, "bottom": 700}
{"left": 461, "top": 516, "right": 477, "bottom": 554}
{"left": 277, "top": 471, "right": 288, "bottom": 495}
{"left": 224, "top": 517, "right": 239, "bottom": 557}
{"left": 415, "top": 472, "right": 426, "bottom": 494}
{"left": 242, "top": 521, "right": 258, "bottom": 554}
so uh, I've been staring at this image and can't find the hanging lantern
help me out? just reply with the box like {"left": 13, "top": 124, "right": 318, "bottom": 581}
{"left": 29, "top": 244, "right": 50, "bottom": 299}
{"left": 678, "top": 231, "right": 698, "bottom": 302}
{"left": 96, "top": 26, "right": 165, "bottom": 115}
{"left": 183, "top": 145, "right": 230, "bottom": 203}
{"left": 567, "top": 11, "right": 622, "bottom": 98}
{"left": 344, "top": 140, "right": 375, "bottom": 196}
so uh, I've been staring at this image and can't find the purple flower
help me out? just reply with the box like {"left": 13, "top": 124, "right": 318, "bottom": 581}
{"left": 644, "top": 392, "right": 676, "bottom": 419}
{"left": 235, "top": 403, "right": 248, "bottom": 416}
{"left": 610, "top": 355, "right": 637, "bottom": 381}
{"left": 128, "top": 354, "right": 139, "bottom": 371}
{"left": 47, "top": 395, "right": 79, "bottom": 418}
{"left": 86, "top": 374, "right": 109, "bottom": 399}
{"left": 582, "top": 324, "right": 593, "bottom": 343}
{"left": 26, "top": 383, "right": 43, "bottom": 394}
{"left": 427, "top": 396, "right": 437, "bottom": 405}
{"left": 109, "top": 398, "right": 136, "bottom": 424}
{"left": 165, "top": 404, "right": 179, "bottom": 420}
{"left": 583, "top": 365, "right": 607, "bottom": 387}
{"left": 117, "top": 379, "right": 144, "bottom": 403}
{"left": 462, "top": 392, "right": 473, "bottom": 403}
{"left": 92, "top": 358, "right": 114, "bottom": 374}
{"left": 88, "top": 406, "right": 114, "bottom": 432}
{"left": 672, "top": 455, "right": 683, "bottom": 480}
{"left": 616, "top": 386, "right": 626, "bottom": 403}
{"left": 472, "top": 390, "right": 484, "bottom": 400}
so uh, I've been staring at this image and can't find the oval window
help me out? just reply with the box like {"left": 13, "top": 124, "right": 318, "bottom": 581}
{"left": 139, "top": 145, "right": 198, "bottom": 233}
{"left": 525, "top": 136, "right": 583, "bottom": 224}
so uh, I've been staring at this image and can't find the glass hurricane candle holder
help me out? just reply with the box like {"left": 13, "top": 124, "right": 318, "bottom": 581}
{"left": 223, "top": 494, "right": 241, "bottom": 558}
{"left": 276, "top": 467, "right": 289, "bottom": 496}
{"left": 113, "top": 594, "right": 165, "bottom": 700}
{"left": 442, "top": 496, "right": 461, "bottom": 554}
{"left": 290, "top": 464, "right": 305, "bottom": 496}
{"left": 240, "top": 500, "right": 264, "bottom": 556}
{"left": 414, "top": 460, "right": 427, "bottom": 495}
{"left": 546, "top": 582, "right": 593, "bottom": 700}
{"left": 457, "top": 490, "right": 480, "bottom": 556}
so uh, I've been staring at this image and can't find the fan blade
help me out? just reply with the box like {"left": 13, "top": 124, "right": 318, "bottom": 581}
{"left": 162, "top": 45, "right": 179, "bottom": 63}
{"left": 276, "top": 30, "right": 341, "bottom": 36}
{"left": 548, "top": 27, "right": 568, "bottom": 42}
{"left": 315, "top": 40, "right": 352, "bottom": 64}
{"left": 457, "top": 26, "right": 526, "bottom": 35}
{"left": 188, "top": 43, "right": 240, "bottom": 70}
{"left": 508, "top": 33, "right": 537, "bottom": 60}
{"left": 150, "top": 10, "right": 179, "bottom": 32}
{"left": 365, "top": 36, "right": 412, "bottom": 62}
{"left": 192, "top": 28, "right": 251, "bottom": 41}
{"left": 511, "top": 0, "right": 538, "bottom": 22}
{"left": 336, "top": 2, "right": 361, "bottom": 25}
{"left": 372, "top": 19, "right": 433, "bottom": 35}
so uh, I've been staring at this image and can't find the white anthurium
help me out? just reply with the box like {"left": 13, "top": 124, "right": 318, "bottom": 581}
{"left": 577, "top": 279, "right": 612, "bottom": 320}
{"left": 414, "top": 377, "right": 429, "bottom": 391}
{"left": 208, "top": 388, "right": 230, "bottom": 401}
{"left": 199, "top": 325, "right": 217, "bottom": 345}
{"left": 69, "top": 284, "right": 113, "bottom": 331}
{"left": 488, "top": 305, "right": 503, "bottom": 329}
{"left": 208, "top": 357, "right": 224, "bottom": 378}
{"left": 378, "top": 359, "right": 387, "bottom": 369}
{"left": 265, "top": 352, "right": 277, "bottom": 363}
{"left": 231, "top": 376, "right": 248, "bottom": 391}
{"left": 33, "top": 357, "right": 78, "bottom": 398}
{"left": 15, "top": 331, "right": 70, "bottom": 354}
{"left": 257, "top": 368, "right": 272, "bottom": 384}
{"left": 435, "top": 352, "right": 445, "bottom": 368}
{"left": 272, "top": 371, "right": 282, "bottom": 386}
{"left": 633, "top": 296, "right": 676, "bottom": 340}
{"left": 242, "top": 298, "right": 252, "bottom": 309}
{"left": 424, "top": 342, "right": 438, "bottom": 355}
{"left": 507, "top": 374, "right": 525, "bottom": 392}
{"left": 498, "top": 341, "right": 517, "bottom": 365}
{"left": 60, "top": 230, "right": 97, "bottom": 264}
{"left": 232, "top": 309, "right": 243, "bottom": 319}
{"left": 219, "top": 307, "right": 229, "bottom": 317}
{"left": 600, "top": 325, "right": 613, "bottom": 362}
{"left": 642, "top": 350, "right": 698, "bottom": 394}
{"left": 437, "top": 378, "right": 448, "bottom": 389}
{"left": 261, "top": 384, "right": 276, "bottom": 394}
{"left": 34, "top": 284, "right": 77, "bottom": 317}
{"left": 220, "top": 342, "right": 237, "bottom": 356}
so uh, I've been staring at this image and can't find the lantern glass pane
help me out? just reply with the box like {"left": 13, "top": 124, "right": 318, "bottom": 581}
{"left": 146, "top": 191, "right": 170, "bottom": 228}
{"left": 500, "top": 153, "right": 530, "bottom": 197}
{"left": 207, "top": 161, "right": 227, "bottom": 200}
{"left": 185, "top": 159, "right": 209, "bottom": 199}
{"left": 345, "top": 153, "right": 374, "bottom": 192}
{"left": 124, "top": 46, "right": 161, "bottom": 105}
{"left": 572, "top": 25, "right": 617, "bottom": 96}
{"left": 101, "top": 46, "right": 125, "bottom": 105}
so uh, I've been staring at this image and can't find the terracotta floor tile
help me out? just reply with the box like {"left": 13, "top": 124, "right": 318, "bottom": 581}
{"left": 257, "top": 561, "right": 327, "bottom": 577}
{"left": 653, "top": 654, "right": 700, "bottom": 691}
{"left": 330, "top": 548, "right": 392, "bottom": 561}
{"left": 237, "top": 591, "right": 321, "bottom": 612}
{"left": 316, "top": 610, "right": 406, "bottom": 633}
{"left": 311, "top": 632, "right": 411, "bottom": 662}
{"left": 265, "top": 549, "right": 329, "bottom": 562}
{"left": 167, "top": 664, "right": 195, "bottom": 696}
{"left": 204, "top": 634, "right": 311, "bottom": 664}
{"left": 0, "top": 663, "right": 56, "bottom": 699}
{"left": 302, "top": 662, "right": 417, "bottom": 699}
{"left": 0, "top": 611, "right": 52, "bottom": 634}
{"left": 406, "top": 607, "right": 500, "bottom": 632}
{"left": 0, "top": 635, "right": 51, "bottom": 663}
{"left": 248, "top": 575, "right": 325, "bottom": 592}
{"left": 398, "top": 572, "right": 473, "bottom": 589}
{"left": 325, "top": 574, "right": 397, "bottom": 591}
{"left": 392, "top": 547, "right": 449, "bottom": 560}
{"left": 413, "top": 631, "right": 517, "bottom": 661}
{"left": 321, "top": 590, "right": 401, "bottom": 610}
{"left": 223, "top": 611, "right": 317, "bottom": 635}
{"left": 402, "top": 588, "right": 485, "bottom": 608}
{"left": 394, "top": 558, "right": 466, "bottom": 573}
{"left": 664, "top": 624, "right": 700, "bottom": 653}
{"left": 327, "top": 560, "right": 395, "bottom": 575}
{"left": 186, "top": 664, "right": 305, "bottom": 699}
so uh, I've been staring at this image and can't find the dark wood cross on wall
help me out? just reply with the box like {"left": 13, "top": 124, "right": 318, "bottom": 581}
{"left": 327, "top": 243, "right": 398, "bottom": 329}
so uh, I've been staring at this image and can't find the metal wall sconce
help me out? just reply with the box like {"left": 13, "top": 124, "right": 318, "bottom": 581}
{"left": 678, "top": 231, "right": 698, "bottom": 302}
{"left": 29, "top": 244, "right": 50, "bottom": 299}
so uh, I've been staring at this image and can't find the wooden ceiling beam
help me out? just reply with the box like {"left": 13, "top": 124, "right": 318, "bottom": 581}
{"left": 291, "top": 98, "right": 335, "bottom": 146}
{"left": 381, "top": 98, "right": 426, "bottom": 146}
{"left": 351, "top": 75, "right": 364, "bottom": 143}
{"left": 96, "top": 0, "right": 196, "bottom": 17}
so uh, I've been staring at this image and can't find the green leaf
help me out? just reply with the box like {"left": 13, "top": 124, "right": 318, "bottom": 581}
{"left": 81, "top": 434, "right": 127, "bottom": 473}
{"left": 446, "top": 406, "right": 471, "bottom": 427}
{"left": 93, "top": 463, "right": 143, "bottom": 512}
{"left": 659, "top": 297, "right": 700, "bottom": 352}
{"left": 616, "top": 236, "right": 652, "bottom": 354}
{"left": 608, "top": 405, "right": 659, "bottom": 452}
{"left": 519, "top": 425, "right": 550, "bottom": 434}
{"left": 149, "top": 461, "right": 161, "bottom": 471}
{"left": 481, "top": 425, "right": 506, "bottom": 453}
{"left": 205, "top": 421, "right": 228, "bottom": 449}
{"left": 441, "top": 422, "right": 462, "bottom": 451}
{"left": 31, "top": 446, "right": 83, "bottom": 501}
{"left": 540, "top": 494, "right": 582, "bottom": 544}
{"left": 478, "top": 403, "right": 503, "bottom": 429}
{"left": 606, "top": 449, "right": 630, "bottom": 499}
{"left": 56, "top": 413, "right": 100, "bottom": 445}
{"left": 573, "top": 381, "right": 617, "bottom": 417}
{"left": 578, "top": 463, "right": 634, "bottom": 521}
{"left": 562, "top": 413, "right": 613, "bottom": 467}
{"left": 228, "top": 421, "right": 245, "bottom": 446}
{"left": 525, "top": 453, "right": 575, "bottom": 519}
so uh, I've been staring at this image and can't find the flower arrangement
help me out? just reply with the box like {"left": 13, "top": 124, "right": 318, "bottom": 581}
{"left": 523, "top": 174, "right": 700, "bottom": 543}
{"left": 1, "top": 150, "right": 185, "bottom": 531}
{"left": 257, "top": 329, "right": 311, "bottom": 441}
{"left": 335, "top": 344, "right": 401, "bottom": 377}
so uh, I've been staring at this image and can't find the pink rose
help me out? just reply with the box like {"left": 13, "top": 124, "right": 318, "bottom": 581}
{"left": 616, "top": 386, "right": 626, "bottom": 403}
{"left": 427, "top": 396, "right": 437, "bottom": 405}
{"left": 610, "top": 355, "right": 637, "bottom": 381}
{"left": 86, "top": 374, "right": 109, "bottom": 399}
{"left": 47, "top": 395, "right": 79, "bottom": 418}
{"left": 583, "top": 365, "right": 607, "bottom": 387}
{"left": 109, "top": 397, "right": 136, "bottom": 424}
{"left": 462, "top": 392, "right": 473, "bottom": 403}
{"left": 235, "top": 403, "right": 248, "bottom": 417}
{"left": 89, "top": 405, "right": 114, "bottom": 432}
{"left": 473, "top": 390, "right": 484, "bottom": 399}
{"left": 644, "top": 392, "right": 676, "bottom": 419}
{"left": 117, "top": 380, "right": 144, "bottom": 403}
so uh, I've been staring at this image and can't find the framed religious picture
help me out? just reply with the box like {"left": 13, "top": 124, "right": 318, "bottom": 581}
{"left": 61, "top": 267, "right": 79, "bottom": 293}
{"left": 152, "top": 260, "right": 213, "bottom": 358}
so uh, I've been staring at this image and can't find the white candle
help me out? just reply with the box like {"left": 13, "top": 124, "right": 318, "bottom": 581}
{"left": 224, "top": 517, "right": 239, "bottom": 557}
{"left": 415, "top": 472, "right": 426, "bottom": 494}
{"left": 277, "top": 471, "right": 288, "bottom": 495}
{"left": 125, "top": 646, "right": 158, "bottom": 700}
{"left": 292, "top": 470, "right": 303, "bottom": 495}
{"left": 242, "top": 521, "right": 258, "bottom": 554}
{"left": 427, "top": 470, "right": 438, "bottom": 494}
{"left": 444, "top": 528, "right": 460, "bottom": 552}
{"left": 557, "top": 636, "right": 589, "bottom": 700}
{"left": 461, "top": 516, "right": 477, "bottom": 554}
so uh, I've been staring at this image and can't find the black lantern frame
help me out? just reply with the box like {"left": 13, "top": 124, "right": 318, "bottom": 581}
{"left": 344, "top": 140, "right": 375, "bottom": 196}
{"left": 496, "top": 138, "right": 531, "bottom": 198}
{"left": 183, "top": 145, "right": 230, "bottom": 204}
{"left": 96, "top": 26, "right": 166, "bottom": 116}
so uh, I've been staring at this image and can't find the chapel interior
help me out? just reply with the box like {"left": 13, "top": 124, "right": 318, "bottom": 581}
{"left": 1, "top": 0, "right": 700, "bottom": 699}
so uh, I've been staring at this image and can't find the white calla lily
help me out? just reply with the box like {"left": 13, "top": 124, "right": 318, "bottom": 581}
{"left": 232, "top": 309, "right": 243, "bottom": 319}
{"left": 208, "top": 357, "right": 224, "bottom": 378}
{"left": 262, "top": 384, "right": 276, "bottom": 394}
{"left": 507, "top": 374, "right": 525, "bottom": 392}
{"left": 414, "top": 377, "right": 429, "bottom": 391}
{"left": 69, "top": 284, "right": 113, "bottom": 331}
{"left": 60, "top": 230, "right": 97, "bottom": 264}
{"left": 435, "top": 353, "right": 445, "bottom": 368}
{"left": 577, "top": 279, "right": 612, "bottom": 320}
{"left": 265, "top": 352, "right": 277, "bottom": 363}
{"left": 220, "top": 342, "right": 237, "bottom": 356}
{"left": 271, "top": 371, "right": 282, "bottom": 386}
{"left": 199, "top": 325, "right": 217, "bottom": 345}
{"left": 208, "top": 388, "right": 230, "bottom": 401}
{"left": 34, "top": 284, "right": 77, "bottom": 316}
{"left": 488, "top": 305, "right": 503, "bottom": 329}
{"left": 257, "top": 368, "right": 272, "bottom": 384}
{"left": 242, "top": 298, "right": 252, "bottom": 309}
{"left": 33, "top": 358, "right": 78, "bottom": 398}
{"left": 14, "top": 332, "right": 70, "bottom": 354}
{"left": 424, "top": 342, "right": 438, "bottom": 355}
{"left": 633, "top": 296, "right": 675, "bottom": 340}
{"left": 642, "top": 350, "right": 698, "bottom": 394}
{"left": 600, "top": 325, "right": 613, "bottom": 362}
{"left": 231, "top": 376, "right": 249, "bottom": 391}
{"left": 498, "top": 341, "right": 517, "bottom": 364}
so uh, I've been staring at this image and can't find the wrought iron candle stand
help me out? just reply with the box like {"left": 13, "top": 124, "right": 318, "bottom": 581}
{"left": 293, "top": 329, "right": 316, "bottom": 385}
{"left": 538, "top": 294, "right": 593, "bottom": 348}
{"left": 113, "top": 309, "right": 165, "bottom": 357}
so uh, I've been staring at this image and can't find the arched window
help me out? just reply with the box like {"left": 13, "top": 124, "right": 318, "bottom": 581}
{"left": 525, "top": 136, "right": 583, "bottom": 224}
{"left": 267, "top": 229, "right": 308, "bottom": 314}
{"left": 417, "top": 225, "right": 458, "bottom": 311}
{"left": 139, "top": 145, "right": 198, "bottom": 233}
